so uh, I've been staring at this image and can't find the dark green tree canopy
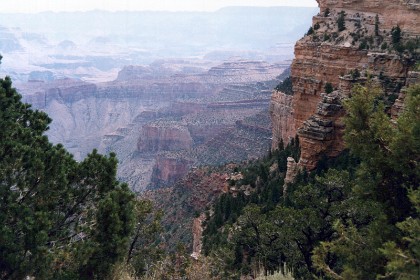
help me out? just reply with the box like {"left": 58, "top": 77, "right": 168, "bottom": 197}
{"left": 201, "top": 83, "right": 420, "bottom": 279}
{"left": 0, "top": 71, "right": 136, "bottom": 279}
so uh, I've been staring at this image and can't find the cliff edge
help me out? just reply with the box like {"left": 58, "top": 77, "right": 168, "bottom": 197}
{"left": 271, "top": 0, "right": 419, "bottom": 171}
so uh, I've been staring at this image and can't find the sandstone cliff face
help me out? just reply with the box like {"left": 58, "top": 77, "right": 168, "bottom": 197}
{"left": 150, "top": 156, "right": 193, "bottom": 187}
{"left": 298, "top": 92, "right": 346, "bottom": 170}
{"left": 271, "top": 0, "right": 419, "bottom": 171}
{"left": 138, "top": 124, "right": 193, "bottom": 152}
{"left": 270, "top": 91, "right": 294, "bottom": 149}
{"left": 291, "top": 43, "right": 368, "bottom": 131}
{"left": 317, "top": 0, "right": 420, "bottom": 33}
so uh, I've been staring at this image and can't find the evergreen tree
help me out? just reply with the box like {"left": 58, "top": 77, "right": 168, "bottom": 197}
{"left": 0, "top": 59, "right": 137, "bottom": 279}
{"left": 313, "top": 83, "right": 420, "bottom": 279}
{"left": 392, "top": 25, "right": 402, "bottom": 44}
{"left": 375, "top": 14, "right": 380, "bottom": 36}
{"left": 324, "top": 82, "right": 334, "bottom": 94}
{"left": 337, "top": 11, "right": 346, "bottom": 32}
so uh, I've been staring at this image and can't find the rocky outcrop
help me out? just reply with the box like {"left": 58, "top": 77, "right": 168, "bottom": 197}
{"left": 283, "top": 157, "right": 299, "bottom": 194}
{"left": 208, "top": 60, "right": 288, "bottom": 82}
{"left": 298, "top": 92, "right": 346, "bottom": 170}
{"left": 191, "top": 213, "right": 206, "bottom": 259}
{"left": 143, "top": 165, "right": 234, "bottom": 252}
{"left": 291, "top": 44, "right": 368, "bottom": 132}
{"left": 391, "top": 70, "right": 420, "bottom": 118}
{"left": 270, "top": 91, "right": 294, "bottom": 150}
{"left": 316, "top": 0, "right": 420, "bottom": 34}
{"left": 271, "top": 0, "right": 419, "bottom": 171}
{"left": 21, "top": 79, "right": 97, "bottom": 108}
{"left": 150, "top": 155, "right": 193, "bottom": 188}
{"left": 138, "top": 124, "right": 193, "bottom": 152}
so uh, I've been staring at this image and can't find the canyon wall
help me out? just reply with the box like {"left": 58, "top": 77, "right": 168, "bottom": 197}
{"left": 150, "top": 156, "right": 193, "bottom": 188}
{"left": 271, "top": 0, "right": 419, "bottom": 171}
{"left": 20, "top": 59, "right": 285, "bottom": 191}
{"left": 138, "top": 124, "right": 193, "bottom": 153}
{"left": 317, "top": 0, "right": 419, "bottom": 33}
{"left": 270, "top": 91, "right": 294, "bottom": 149}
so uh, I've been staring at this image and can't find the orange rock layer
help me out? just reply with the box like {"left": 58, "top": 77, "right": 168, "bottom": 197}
{"left": 271, "top": 0, "right": 419, "bottom": 171}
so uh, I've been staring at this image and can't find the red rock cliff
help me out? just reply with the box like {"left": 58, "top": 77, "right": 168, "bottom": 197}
{"left": 271, "top": 0, "right": 419, "bottom": 171}
{"left": 138, "top": 124, "right": 193, "bottom": 152}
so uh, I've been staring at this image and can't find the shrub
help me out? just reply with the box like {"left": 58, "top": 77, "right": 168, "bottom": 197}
{"left": 324, "top": 82, "right": 334, "bottom": 94}
{"left": 337, "top": 11, "right": 346, "bottom": 32}
{"left": 381, "top": 42, "right": 388, "bottom": 50}
{"left": 391, "top": 25, "right": 401, "bottom": 44}
{"left": 275, "top": 77, "right": 293, "bottom": 95}
{"left": 307, "top": 26, "right": 314, "bottom": 36}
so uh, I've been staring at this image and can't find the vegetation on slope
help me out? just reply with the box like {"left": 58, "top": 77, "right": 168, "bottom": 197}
{"left": 274, "top": 67, "right": 293, "bottom": 95}
{"left": 202, "top": 83, "right": 420, "bottom": 279}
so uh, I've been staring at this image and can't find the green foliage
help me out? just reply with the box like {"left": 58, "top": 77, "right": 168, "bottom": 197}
{"left": 380, "top": 189, "right": 420, "bottom": 279}
{"left": 392, "top": 25, "right": 402, "bottom": 44}
{"left": 0, "top": 75, "right": 138, "bottom": 279}
{"left": 344, "top": 83, "right": 419, "bottom": 221}
{"left": 306, "top": 27, "right": 314, "bottom": 36}
{"left": 275, "top": 77, "right": 293, "bottom": 95}
{"left": 358, "top": 38, "right": 368, "bottom": 50}
{"left": 202, "top": 138, "right": 357, "bottom": 279}
{"left": 313, "top": 23, "right": 320, "bottom": 31}
{"left": 324, "top": 82, "right": 334, "bottom": 94}
{"left": 349, "top": 68, "right": 360, "bottom": 80}
{"left": 323, "top": 8, "right": 330, "bottom": 17}
{"left": 202, "top": 83, "right": 419, "bottom": 279}
{"left": 337, "top": 11, "right": 346, "bottom": 32}
{"left": 375, "top": 14, "right": 380, "bottom": 36}
{"left": 312, "top": 83, "right": 420, "bottom": 279}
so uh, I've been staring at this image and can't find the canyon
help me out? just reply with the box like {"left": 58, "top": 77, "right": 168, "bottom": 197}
{"left": 0, "top": 7, "right": 318, "bottom": 192}
{"left": 18, "top": 59, "right": 288, "bottom": 191}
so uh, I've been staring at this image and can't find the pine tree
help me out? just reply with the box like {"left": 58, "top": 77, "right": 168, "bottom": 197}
{"left": 0, "top": 58, "right": 137, "bottom": 279}
{"left": 375, "top": 14, "right": 380, "bottom": 36}
{"left": 337, "top": 11, "right": 346, "bottom": 32}
{"left": 324, "top": 82, "right": 334, "bottom": 94}
{"left": 392, "top": 25, "right": 402, "bottom": 44}
{"left": 313, "top": 83, "right": 420, "bottom": 279}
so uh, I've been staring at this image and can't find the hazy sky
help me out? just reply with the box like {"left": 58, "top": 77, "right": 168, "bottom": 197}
{"left": 1, "top": 0, "right": 317, "bottom": 13}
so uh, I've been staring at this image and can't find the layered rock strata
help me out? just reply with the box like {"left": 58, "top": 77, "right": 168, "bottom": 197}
{"left": 150, "top": 155, "right": 193, "bottom": 188}
{"left": 271, "top": 0, "right": 419, "bottom": 171}
{"left": 270, "top": 91, "right": 294, "bottom": 149}
{"left": 19, "top": 59, "right": 285, "bottom": 191}
{"left": 298, "top": 92, "right": 346, "bottom": 170}
{"left": 317, "top": 0, "right": 420, "bottom": 33}
{"left": 138, "top": 124, "right": 193, "bottom": 152}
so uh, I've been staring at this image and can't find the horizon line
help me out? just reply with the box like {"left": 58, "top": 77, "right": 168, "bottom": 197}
{"left": 0, "top": 5, "right": 318, "bottom": 14}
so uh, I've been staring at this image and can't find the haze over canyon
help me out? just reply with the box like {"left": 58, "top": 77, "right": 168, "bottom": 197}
{"left": 0, "top": 7, "right": 315, "bottom": 191}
